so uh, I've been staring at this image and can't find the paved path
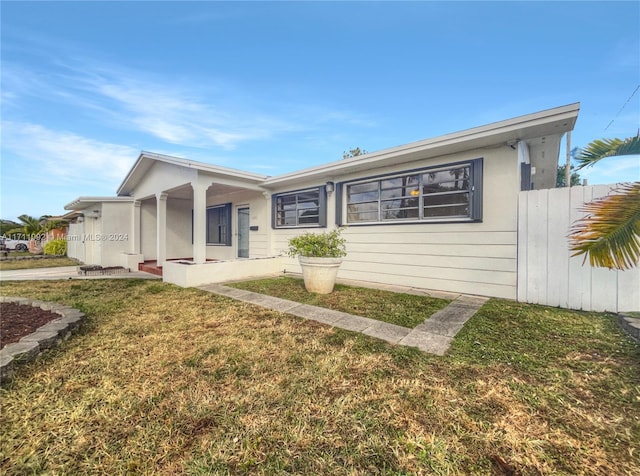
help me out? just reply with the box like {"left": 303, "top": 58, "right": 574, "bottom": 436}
{"left": 198, "top": 283, "right": 488, "bottom": 355}
{"left": 0, "top": 266, "right": 159, "bottom": 281}
{"left": 0, "top": 266, "right": 486, "bottom": 355}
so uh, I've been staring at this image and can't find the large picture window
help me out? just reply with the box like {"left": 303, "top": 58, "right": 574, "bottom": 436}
{"left": 344, "top": 159, "right": 482, "bottom": 224}
{"left": 207, "top": 203, "right": 231, "bottom": 245}
{"left": 272, "top": 187, "right": 327, "bottom": 228}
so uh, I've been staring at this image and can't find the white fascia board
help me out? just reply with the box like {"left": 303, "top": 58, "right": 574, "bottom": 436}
{"left": 117, "top": 151, "right": 269, "bottom": 196}
{"left": 64, "top": 196, "right": 135, "bottom": 210}
{"left": 262, "top": 103, "right": 580, "bottom": 188}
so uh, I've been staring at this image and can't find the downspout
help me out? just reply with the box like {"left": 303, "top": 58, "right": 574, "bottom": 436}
{"left": 517, "top": 140, "right": 531, "bottom": 191}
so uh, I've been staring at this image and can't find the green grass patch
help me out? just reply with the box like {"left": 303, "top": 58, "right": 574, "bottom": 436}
{"left": 228, "top": 276, "right": 450, "bottom": 328}
{"left": 0, "top": 257, "right": 80, "bottom": 271}
{"left": 0, "top": 279, "right": 638, "bottom": 475}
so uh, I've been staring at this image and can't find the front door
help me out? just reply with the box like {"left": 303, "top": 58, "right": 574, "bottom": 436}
{"left": 237, "top": 207, "right": 250, "bottom": 258}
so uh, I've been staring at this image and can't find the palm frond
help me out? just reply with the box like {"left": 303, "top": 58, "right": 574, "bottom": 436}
{"left": 569, "top": 182, "right": 640, "bottom": 270}
{"left": 574, "top": 134, "right": 640, "bottom": 170}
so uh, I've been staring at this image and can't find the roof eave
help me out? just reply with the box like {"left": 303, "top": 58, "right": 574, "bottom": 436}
{"left": 263, "top": 102, "right": 580, "bottom": 187}
{"left": 64, "top": 196, "right": 135, "bottom": 211}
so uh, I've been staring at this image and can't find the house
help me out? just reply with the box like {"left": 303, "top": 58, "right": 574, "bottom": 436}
{"left": 65, "top": 103, "right": 580, "bottom": 299}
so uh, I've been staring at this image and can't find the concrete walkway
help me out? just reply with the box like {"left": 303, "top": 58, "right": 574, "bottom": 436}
{"left": 0, "top": 266, "right": 486, "bottom": 355}
{"left": 198, "top": 283, "right": 488, "bottom": 355}
{"left": 0, "top": 266, "right": 159, "bottom": 281}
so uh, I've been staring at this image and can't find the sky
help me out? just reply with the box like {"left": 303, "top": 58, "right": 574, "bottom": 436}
{"left": 1, "top": 1, "right": 639, "bottom": 222}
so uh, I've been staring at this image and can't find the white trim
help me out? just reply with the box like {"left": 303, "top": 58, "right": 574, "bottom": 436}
{"left": 64, "top": 196, "right": 135, "bottom": 210}
{"left": 262, "top": 103, "right": 579, "bottom": 187}
{"left": 117, "top": 151, "right": 269, "bottom": 196}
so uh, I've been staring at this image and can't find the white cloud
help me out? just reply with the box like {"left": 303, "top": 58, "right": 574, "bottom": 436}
{"left": 1, "top": 121, "right": 138, "bottom": 185}
{"left": 3, "top": 56, "right": 373, "bottom": 153}
{"left": 38, "top": 63, "right": 304, "bottom": 150}
{"left": 579, "top": 155, "right": 640, "bottom": 185}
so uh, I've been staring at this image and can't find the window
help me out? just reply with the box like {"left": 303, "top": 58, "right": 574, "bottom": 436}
{"left": 207, "top": 203, "right": 231, "bottom": 245}
{"left": 344, "top": 159, "right": 482, "bottom": 224}
{"left": 272, "top": 187, "right": 327, "bottom": 228}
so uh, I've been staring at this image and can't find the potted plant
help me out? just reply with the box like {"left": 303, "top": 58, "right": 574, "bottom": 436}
{"left": 287, "top": 228, "right": 347, "bottom": 294}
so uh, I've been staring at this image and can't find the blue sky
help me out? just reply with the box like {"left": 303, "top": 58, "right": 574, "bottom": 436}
{"left": 1, "top": 1, "right": 639, "bottom": 222}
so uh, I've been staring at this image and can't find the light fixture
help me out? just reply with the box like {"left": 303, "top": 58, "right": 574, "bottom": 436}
{"left": 326, "top": 181, "right": 335, "bottom": 193}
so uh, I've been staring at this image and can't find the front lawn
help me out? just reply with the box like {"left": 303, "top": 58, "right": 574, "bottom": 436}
{"left": 0, "top": 279, "right": 638, "bottom": 475}
{"left": 228, "top": 276, "right": 451, "bottom": 328}
{"left": 0, "top": 257, "right": 80, "bottom": 271}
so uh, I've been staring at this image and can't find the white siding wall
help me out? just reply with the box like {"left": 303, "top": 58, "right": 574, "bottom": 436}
{"left": 271, "top": 146, "right": 520, "bottom": 299}
{"left": 247, "top": 196, "right": 270, "bottom": 257}
{"left": 205, "top": 190, "right": 269, "bottom": 261}
{"left": 518, "top": 185, "right": 639, "bottom": 312}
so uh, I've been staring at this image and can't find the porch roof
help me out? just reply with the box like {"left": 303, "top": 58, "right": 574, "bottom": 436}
{"left": 117, "top": 151, "right": 269, "bottom": 197}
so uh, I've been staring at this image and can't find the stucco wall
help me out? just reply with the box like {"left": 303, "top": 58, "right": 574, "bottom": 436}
{"left": 99, "top": 202, "right": 133, "bottom": 267}
{"left": 166, "top": 198, "right": 193, "bottom": 259}
{"left": 164, "top": 256, "right": 287, "bottom": 287}
{"left": 66, "top": 221, "right": 85, "bottom": 263}
{"left": 140, "top": 199, "right": 157, "bottom": 260}
{"left": 132, "top": 162, "right": 197, "bottom": 200}
{"left": 269, "top": 145, "right": 520, "bottom": 299}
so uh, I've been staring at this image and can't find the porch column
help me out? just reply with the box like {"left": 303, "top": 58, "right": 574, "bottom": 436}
{"left": 156, "top": 192, "right": 168, "bottom": 265}
{"left": 131, "top": 200, "right": 141, "bottom": 254}
{"left": 192, "top": 181, "right": 208, "bottom": 264}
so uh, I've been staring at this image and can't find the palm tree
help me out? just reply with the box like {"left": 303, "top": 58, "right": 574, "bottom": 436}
{"left": 569, "top": 134, "right": 640, "bottom": 270}
{"left": 5, "top": 214, "right": 44, "bottom": 238}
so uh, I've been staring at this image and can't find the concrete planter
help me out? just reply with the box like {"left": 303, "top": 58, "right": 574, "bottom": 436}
{"left": 298, "top": 256, "right": 343, "bottom": 294}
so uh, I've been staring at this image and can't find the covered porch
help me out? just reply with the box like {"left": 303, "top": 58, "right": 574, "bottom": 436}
{"left": 117, "top": 152, "right": 279, "bottom": 285}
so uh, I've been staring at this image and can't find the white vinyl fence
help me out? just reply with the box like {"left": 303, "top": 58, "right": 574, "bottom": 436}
{"left": 517, "top": 185, "right": 639, "bottom": 312}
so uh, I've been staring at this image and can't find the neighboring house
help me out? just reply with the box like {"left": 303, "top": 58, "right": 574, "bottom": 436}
{"left": 65, "top": 103, "right": 580, "bottom": 299}
{"left": 43, "top": 219, "right": 68, "bottom": 243}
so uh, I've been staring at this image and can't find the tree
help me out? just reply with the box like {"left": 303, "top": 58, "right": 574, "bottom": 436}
{"left": 556, "top": 164, "right": 582, "bottom": 187}
{"left": 342, "top": 147, "right": 368, "bottom": 159}
{"left": 569, "top": 134, "right": 640, "bottom": 270}
{"left": 5, "top": 214, "right": 43, "bottom": 238}
{"left": 0, "top": 219, "right": 19, "bottom": 236}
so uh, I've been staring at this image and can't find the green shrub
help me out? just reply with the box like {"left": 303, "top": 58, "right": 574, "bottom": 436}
{"left": 287, "top": 228, "right": 347, "bottom": 258}
{"left": 43, "top": 238, "right": 67, "bottom": 256}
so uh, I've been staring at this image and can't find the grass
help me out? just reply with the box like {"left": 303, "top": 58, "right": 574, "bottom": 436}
{"left": 0, "top": 257, "right": 80, "bottom": 271}
{"left": 0, "top": 279, "right": 639, "bottom": 475}
{"left": 228, "top": 276, "right": 451, "bottom": 328}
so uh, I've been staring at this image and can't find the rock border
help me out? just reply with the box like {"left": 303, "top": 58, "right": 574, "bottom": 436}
{"left": 0, "top": 297, "right": 85, "bottom": 385}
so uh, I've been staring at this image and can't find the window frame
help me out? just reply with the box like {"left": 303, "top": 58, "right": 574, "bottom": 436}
{"left": 337, "top": 159, "right": 483, "bottom": 226}
{"left": 271, "top": 186, "right": 327, "bottom": 229}
{"left": 206, "top": 203, "right": 232, "bottom": 246}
